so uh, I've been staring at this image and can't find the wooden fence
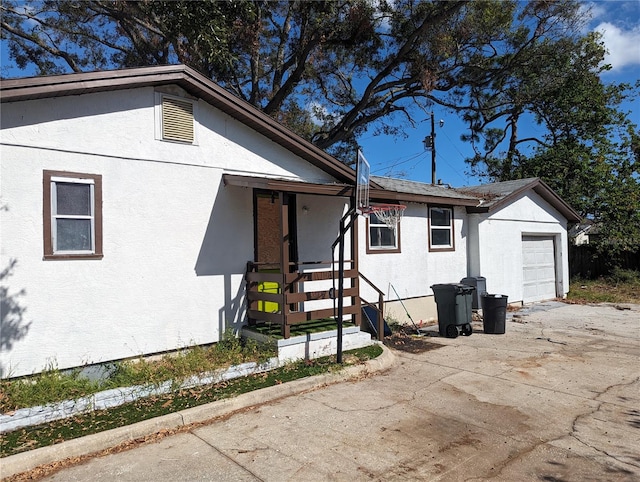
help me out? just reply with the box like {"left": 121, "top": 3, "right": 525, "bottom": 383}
{"left": 569, "top": 245, "right": 640, "bottom": 279}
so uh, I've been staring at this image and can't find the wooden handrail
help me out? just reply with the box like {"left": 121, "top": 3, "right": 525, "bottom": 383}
{"left": 245, "top": 261, "right": 360, "bottom": 338}
{"left": 359, "top": 273, "right": 386, "bottom": 341}
{"left": 359, "top": 272, "right": 384, "bottom": 297}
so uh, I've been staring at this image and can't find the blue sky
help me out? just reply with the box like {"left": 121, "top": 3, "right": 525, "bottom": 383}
{"left": 361, "top": 0, "right": 640, "bottom": 187}
{"left": 1, "top": 1, "right": 638, "bottom": 188}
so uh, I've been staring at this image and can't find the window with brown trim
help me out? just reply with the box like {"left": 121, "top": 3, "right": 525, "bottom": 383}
{"left": 366, "top": 212, "right": 401, "bottom": 254}
{"left": 43, "top": 170, "right": 103, "bottom": 260}
{"left": 428, "top": 206, "right": 454, "bottom": 251}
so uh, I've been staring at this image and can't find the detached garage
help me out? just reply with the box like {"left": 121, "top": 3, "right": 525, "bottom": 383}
{"left": 465, "top": 179, "right": 581, "bottom": 305}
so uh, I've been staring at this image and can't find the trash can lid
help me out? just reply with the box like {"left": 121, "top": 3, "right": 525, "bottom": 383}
{"left": 431, "top": 283, "right": 475, "bottom": 293}
{"left": 431, "top": 283, "right": 464, "bottom": 290}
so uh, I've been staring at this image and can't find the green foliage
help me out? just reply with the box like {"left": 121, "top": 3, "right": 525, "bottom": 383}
{"left": 608, "top": 268, "right": 640, "bottom": 285}
{"left": 0, "top": 335, "right": 276, "bottom": 413}
{"left": 0, "top": 363, "right": 102, "bottom": 413}
{"left": 0, "top": 345, "right": 382, "bottom": 457}
{"left": 568, "top": 273, "right": 640, "bottom": 304}
{"left": 380, "top": 314, "right": 403, "bottom": 333}
{"left": 4, "top": 0, "right": 622, "bottom": 166}
{"left": 3, "top": 0, "right": 636, "bottom": 228}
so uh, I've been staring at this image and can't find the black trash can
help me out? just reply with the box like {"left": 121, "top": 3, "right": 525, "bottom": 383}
{"left": 460, "top": 276, "right": 486, "bottom": 310}
{"left": 481, "top": 294, "right": 508, "bottom": 334}
{"left": 431, "top": 283, "right": 474, "bottom": 338}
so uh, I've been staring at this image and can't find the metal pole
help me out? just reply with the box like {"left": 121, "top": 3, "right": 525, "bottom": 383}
{"left": 336, "top": 215, "right": 345, "bottom": 364}
{"left": 431, "top": 112, "right": 436, "bottom": 185}
{"left": 332, "top": 210, "right": 357, "bottom": 364}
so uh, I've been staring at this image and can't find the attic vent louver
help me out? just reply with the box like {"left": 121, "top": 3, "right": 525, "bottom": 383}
{"left": 162, "top": 97, "right": 194, "bottom": 143}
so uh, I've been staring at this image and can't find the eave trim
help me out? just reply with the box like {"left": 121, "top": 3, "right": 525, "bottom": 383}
{"left": 223, "top": 174, "right": 353, "bottom": 197}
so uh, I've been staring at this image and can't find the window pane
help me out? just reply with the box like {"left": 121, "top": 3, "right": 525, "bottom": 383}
{"left": 370, "top": 226, "right": 396, "bottom": 248}
{"left": 56, "top": 183, "right": 91, "bottom": 215}
{"left": 56, "top": 219, "right": 92, "bottom": 251}
{"left": 431, "top": 229, "right": 451, "bottom": 246}
{"left": 430, "top": 207, "right": 451, "bottom": 226}
{"left": 380, "top": 227, "right": 395, "bottom": 246}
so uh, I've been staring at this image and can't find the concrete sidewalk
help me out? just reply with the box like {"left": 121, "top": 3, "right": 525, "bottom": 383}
{"left": 3, "top": 302, "right": 640, "bottom": 481}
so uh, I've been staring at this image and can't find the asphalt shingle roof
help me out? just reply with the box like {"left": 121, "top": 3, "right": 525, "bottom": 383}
{"left": 456, "top": 178, "right": 539, "bottom": 208}
{"left": 371, "top": 176, "right": 479, "bottom": 201}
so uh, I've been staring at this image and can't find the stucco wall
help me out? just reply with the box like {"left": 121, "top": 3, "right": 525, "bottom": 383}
{"left": 358, "top": 204, "right": 468, "bottom": 324}
{"left": 0, "top": 86, "right": 344, "bottom": 377}
{"left": 468, "top": 191, "right": 570, "bottom": 303}
{"left": 295, "top": 194, "right": 351, "bottom": 314}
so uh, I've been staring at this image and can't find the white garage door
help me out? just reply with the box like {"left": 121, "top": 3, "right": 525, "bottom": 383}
{"left": 522, "top": 236, "right": 557, "bottom": 303}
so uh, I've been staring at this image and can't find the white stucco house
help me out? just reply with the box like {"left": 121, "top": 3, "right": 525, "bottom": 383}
{"left": 0, "top": 65, "right": 580, "bottom": 378}
{"left": 357, "top": 176, "right": 580, "bottom": 325}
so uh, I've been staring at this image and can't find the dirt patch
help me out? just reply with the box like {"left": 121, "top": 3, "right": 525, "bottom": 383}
{"left": 383, "top": 327, "right": 444, "bottom": 354}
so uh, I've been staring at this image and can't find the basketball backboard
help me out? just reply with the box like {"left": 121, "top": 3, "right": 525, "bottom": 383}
{"left": 355, "top": 150, "right": 370, "bottom": 215}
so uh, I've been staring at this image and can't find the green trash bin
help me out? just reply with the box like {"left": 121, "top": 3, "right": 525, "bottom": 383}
{"left": 431, "top": 283, "right": 474, "bottom": 338}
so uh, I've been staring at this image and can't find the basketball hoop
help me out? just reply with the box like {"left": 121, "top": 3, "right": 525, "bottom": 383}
{"left": 365, "top": 204, "right": 406, "bottom": 231}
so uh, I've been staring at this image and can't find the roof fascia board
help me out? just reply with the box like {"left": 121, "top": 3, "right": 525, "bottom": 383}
{"left": 0, "top": 65, "right": 187, "bottom": 100}
{"left": 533, "top": 180, "right": 581, "bottom": 222}
{"left": 223, "top": 174, "right": 353, "bottom": 197}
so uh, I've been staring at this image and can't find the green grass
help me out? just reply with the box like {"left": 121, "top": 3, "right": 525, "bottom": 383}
{"left": 0, "top": 331, "right": 276, "bottom": 413}
{"left": 0, "top": 345, "right": 382, "bottom": 458}
{"left": 568, "top": 269, "right": 640, "bottom": 304}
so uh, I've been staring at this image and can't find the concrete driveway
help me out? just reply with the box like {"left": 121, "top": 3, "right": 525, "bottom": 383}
{"left": 5, "top": 302, "right": 640, "bottom": 481}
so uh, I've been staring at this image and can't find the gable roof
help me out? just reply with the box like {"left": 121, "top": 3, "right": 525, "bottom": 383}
{"left": 460, "top": 178, "right": 581, "bottom": 222}
{"left": 0, "top": 64, "right": 358, "bottom": 184}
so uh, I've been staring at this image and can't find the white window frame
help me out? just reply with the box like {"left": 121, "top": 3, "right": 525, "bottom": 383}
{"left": 428, "top": 206, "right": 454, "bottom": 251}
{"left": 51, "top": 176, "right": 96, "bottom": 254}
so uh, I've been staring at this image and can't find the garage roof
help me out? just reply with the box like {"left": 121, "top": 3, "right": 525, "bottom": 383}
{"left": 461, "top": 178, "right": 581, "bottom": 222}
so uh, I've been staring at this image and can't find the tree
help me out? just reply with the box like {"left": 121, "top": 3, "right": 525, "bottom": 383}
{"left": 461, "top": 25, "right": 640, "bottom": 243}
{"left": 3, "top": 0, "right": 616, "bottom": 165}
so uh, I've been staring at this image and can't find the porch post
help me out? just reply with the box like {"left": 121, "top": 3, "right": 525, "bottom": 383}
{"left": 335, "top": 210, "right": 356, "bottom": 364}
{"left": 353, "top": 215, "right": 361, "bottom": 328}
{"left": 337, "top": 214, "right": 346, "bottom": 364}
{"left": 280, "top": 192, "right": 291, "bottom": 338}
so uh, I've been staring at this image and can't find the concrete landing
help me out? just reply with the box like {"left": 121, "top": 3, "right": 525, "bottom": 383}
{"left": 242, "top": 325, "right": 373, "bottom": 363}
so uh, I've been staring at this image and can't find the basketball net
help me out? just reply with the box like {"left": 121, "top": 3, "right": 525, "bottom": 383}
{"left": 366, "top": 204, "right": 406, "bottom": 232}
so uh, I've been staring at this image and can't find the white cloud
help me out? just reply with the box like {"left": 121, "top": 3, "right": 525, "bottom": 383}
{"left": 595, "top": 22, "right": 640, "bottom": 70}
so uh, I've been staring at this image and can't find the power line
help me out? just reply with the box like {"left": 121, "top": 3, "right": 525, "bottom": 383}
{"left": 371, "top": 150, "right": 427, "bottom": 176}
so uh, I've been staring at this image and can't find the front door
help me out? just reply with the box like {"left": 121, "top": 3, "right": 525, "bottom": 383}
{"left": 254, "top": 191, "right": 298, "bottom": 312}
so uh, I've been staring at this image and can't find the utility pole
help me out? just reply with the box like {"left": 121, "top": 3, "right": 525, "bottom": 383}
{"left": 423, "top": 113, "right": 443, "bottom": 185}
{"left": 430, "top": 112, "right": 436, "bottom": 185}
